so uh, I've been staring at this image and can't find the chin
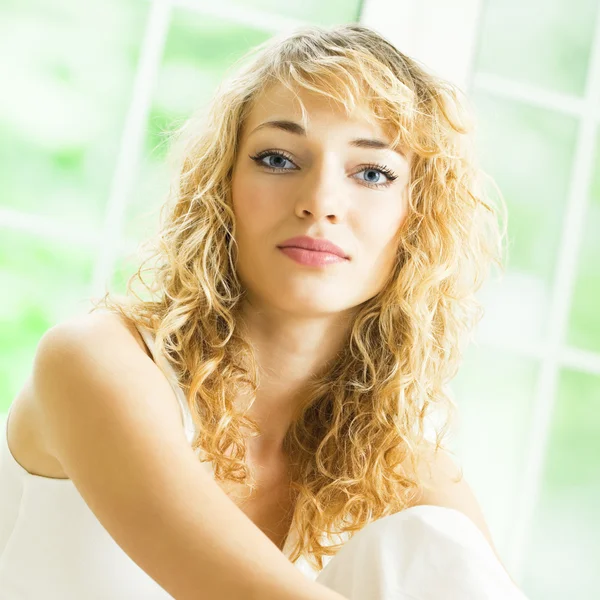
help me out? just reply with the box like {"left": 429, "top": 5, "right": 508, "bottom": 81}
{"left": 270, "top": 287, "right": 357, "bottom": 317}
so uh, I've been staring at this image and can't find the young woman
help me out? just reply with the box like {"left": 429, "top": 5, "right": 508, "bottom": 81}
{"left": 1, "top": 23, "right": 528, "bottom": 600}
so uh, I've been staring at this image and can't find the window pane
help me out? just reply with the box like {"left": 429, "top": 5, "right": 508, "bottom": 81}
{"left": 110, "top": 244, "right": 155, "bottom": 304}
{"left": 0, "top": 229, "right": 94, "bottom": 413}
{"left": 568, "top": 134, "right": 600, "bottom": 353}
{"left": 449, "top": 345, "right": 539, "bottom": 559}
{"left": 124, "top": 10, "right": 271, "bottom": 241}
{"left": 0, "top": 0, "right": 149, "bottom": 229}
{"left": 232, "top": 0, "right": 361, "bottom": 26}
{"left": 475, "top": 0, "right": 599, "bottom": 96}
{"left": 521, "top": 369, "right": 600, "bottom": 598}
{"left": 112, "top": 252, "right": 136, "bottom": 298}
{"left": 470, "top": 90, "right": 578, "bottom": 346}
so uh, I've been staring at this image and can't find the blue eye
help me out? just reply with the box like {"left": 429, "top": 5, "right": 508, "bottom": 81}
{"left": 356, "top": 168, "right": 389, "bottom": 185}
{"left": 250, "top": 150, "right": 297, "bottom": 171}
{"left": 248, "top": 150, "right": 398, "bottom": 189}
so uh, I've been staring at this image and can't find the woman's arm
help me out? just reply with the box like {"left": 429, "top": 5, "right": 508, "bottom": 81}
{"left": 33, "top": 313, "right": 345, "bottom": 600}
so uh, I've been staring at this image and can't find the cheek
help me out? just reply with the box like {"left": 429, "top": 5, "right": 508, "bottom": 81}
{"left": 232, "top": 175, "right": 285, "bottom": 239}
{"left": 360, "top": 204, "right": 407, "bottom": 256}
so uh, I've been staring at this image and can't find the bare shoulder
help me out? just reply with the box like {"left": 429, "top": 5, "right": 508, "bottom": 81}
{"left": 29, "top": 308, "right": 184, "bottom": 458}
{"left": 6, "top": 310, "right": 160, "bottom": 476}
{"left": 32, "top": 308, "right": 158, "bottom": 396}
{"left": 40, "top": 309, "right": 151, "bottom": 360}
{"left": 406, "top": 443, "right": 486, "bottom": 528}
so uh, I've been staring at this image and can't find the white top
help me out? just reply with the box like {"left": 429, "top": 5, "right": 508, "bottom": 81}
{"left": 0, "top": 323, "right": 528, "bottom": 599}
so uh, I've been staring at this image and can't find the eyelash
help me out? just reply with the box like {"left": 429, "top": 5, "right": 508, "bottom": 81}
{"left": 248, "top": 149, "right": 398, "bottom": 189}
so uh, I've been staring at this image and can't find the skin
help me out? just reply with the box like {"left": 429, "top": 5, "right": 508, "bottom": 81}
{"left": 230, "top": 82, "right": 413, "bottom": 464}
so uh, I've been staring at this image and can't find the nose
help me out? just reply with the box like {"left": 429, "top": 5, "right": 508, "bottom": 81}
{"left": 293, "top": 161, "right": 346, "bottom": 223}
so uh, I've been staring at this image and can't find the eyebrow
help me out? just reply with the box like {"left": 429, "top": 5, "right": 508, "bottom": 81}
{"left": 248, "top": 119, "right": 406, "bottom": 157}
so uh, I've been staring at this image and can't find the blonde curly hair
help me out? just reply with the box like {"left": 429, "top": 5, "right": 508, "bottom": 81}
{"left": 92, "top": 23, "right": 506, "bottom": 571}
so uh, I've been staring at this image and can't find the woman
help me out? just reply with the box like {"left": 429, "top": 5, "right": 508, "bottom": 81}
{"left": 1, "top": 23, "right": 527, "bottom": 599}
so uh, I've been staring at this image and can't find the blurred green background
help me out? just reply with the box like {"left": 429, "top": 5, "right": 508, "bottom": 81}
{"left": 1, "top": 0, "right": 599, "bottom": 597}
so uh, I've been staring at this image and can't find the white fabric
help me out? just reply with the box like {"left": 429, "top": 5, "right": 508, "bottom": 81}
{"left": 0, "top": 324, "right": 529, "bottom": 599}
{"left": 314, "top": 506, "right": 530, "bottom": 599}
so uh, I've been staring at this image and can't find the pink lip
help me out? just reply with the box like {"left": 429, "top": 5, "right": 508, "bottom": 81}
{"left": 278, "top": 247, "right": 347, "bottom": 266}
{"left": 277, "top": 236, "right": 349, "bottom": 267}
{"left": 277, "top": 236, "right": 349, "bottom": 259}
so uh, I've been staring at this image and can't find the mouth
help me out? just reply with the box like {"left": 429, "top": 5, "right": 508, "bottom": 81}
{"left": 276, "top": 235, "right": 349, "bottom": 260}
{"left": 277, "top": 246, "right": 349, "bottom": 267}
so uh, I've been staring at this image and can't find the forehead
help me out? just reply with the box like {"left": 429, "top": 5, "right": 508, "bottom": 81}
{"left": 243, "top": 81, "right": 389, "bottom": 137}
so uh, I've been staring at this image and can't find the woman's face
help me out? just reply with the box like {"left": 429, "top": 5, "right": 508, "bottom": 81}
{"left": 231, "top": 82, "right": 412, "bottom": 317}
